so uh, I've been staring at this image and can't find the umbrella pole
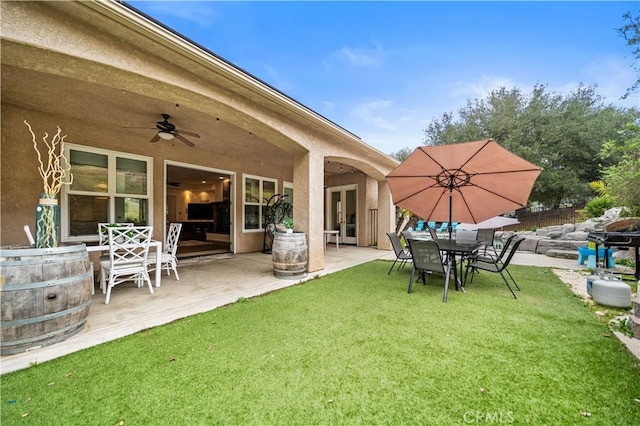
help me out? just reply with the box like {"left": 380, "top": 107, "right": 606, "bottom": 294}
{"left": 448, "top": 185, "right": 453, "bottom": 240}
{"left": 443, "top": 183, "right": 454, "bottom": 302}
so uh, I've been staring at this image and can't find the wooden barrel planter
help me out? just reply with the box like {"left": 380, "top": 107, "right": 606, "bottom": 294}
{"left": 0, "top": 244, "right": 92, "bottom": 356}
{"left": 272, "top": 232, "right": 308, "bottom": 279}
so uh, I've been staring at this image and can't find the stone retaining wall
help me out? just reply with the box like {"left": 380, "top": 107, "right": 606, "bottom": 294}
{"left": 496, "top": 209, "right": 638, "bottom": 264}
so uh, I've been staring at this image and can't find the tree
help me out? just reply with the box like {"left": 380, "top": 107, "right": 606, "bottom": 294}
{"left": 390, "top": 147, "right": 413, "bottom": 162}
{"left": 423, "top": 84, "right": 640, "bottom": 207}
{"left": 618, "top": 12, "right": 640, "bottom": 100}
{"left": 600, "top": 122, "right": 640, "bottom": 216}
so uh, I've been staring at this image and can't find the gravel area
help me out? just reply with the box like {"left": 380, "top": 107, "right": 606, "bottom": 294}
{"left": 552, "top": 268, "right": 591, "bottom": 302}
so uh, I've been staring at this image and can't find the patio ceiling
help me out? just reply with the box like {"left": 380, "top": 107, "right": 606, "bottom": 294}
{"left": 1, "top": 64, "right": 266, "bottom": 155}
{"left": 2, "top": 63, "right": 364, "bottom": 177}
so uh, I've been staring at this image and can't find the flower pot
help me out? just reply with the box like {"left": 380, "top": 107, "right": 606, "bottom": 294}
{"left": 35, "top": 192, "right": 59, "bottom": 248}
{"left": 272, "top": 232, "right": 307, "bottom": 279}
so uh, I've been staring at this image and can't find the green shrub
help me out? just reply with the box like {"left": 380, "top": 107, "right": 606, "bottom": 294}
{"left": 579, "top": 195, "right": 614, "bottom": 219}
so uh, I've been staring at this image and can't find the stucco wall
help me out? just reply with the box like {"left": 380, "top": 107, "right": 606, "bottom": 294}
{"left": 1, "top": 104, "right": 297, "bottom": 253}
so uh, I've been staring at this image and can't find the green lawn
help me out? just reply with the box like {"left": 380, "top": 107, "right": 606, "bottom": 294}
{"left": 2, "top": 261, "right": 639, "bottom": 425}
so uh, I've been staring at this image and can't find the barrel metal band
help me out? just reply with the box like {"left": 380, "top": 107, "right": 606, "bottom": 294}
{"left": 0, "top": 251, "right": 89, "bottom": 267}
{"left": 0, "top": 270, "right": 92, "bottom": 291}
{"left": 0, "top": 320, "right": 86, "bottom": 349}
{"left": 0, "top": 300, "right": 90, "bottom": 327}
{"left": 0, "top": 244, "right": 87, "bottom": 258}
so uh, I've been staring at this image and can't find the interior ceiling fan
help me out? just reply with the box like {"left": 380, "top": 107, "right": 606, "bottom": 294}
{"left": 131, "top": 113, "right": 201, "bottom": 147}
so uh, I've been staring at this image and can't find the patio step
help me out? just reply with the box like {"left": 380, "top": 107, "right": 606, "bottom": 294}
{"left": 545, "top": 249, "right": 579, "bottom": 260}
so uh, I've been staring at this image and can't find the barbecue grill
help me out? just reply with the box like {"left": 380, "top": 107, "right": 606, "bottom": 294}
{"left": 587, "top": 231, "right": 640, "bottom": 279}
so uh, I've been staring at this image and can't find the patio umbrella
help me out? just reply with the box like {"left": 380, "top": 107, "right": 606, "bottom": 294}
{"left": 457, "top": 216, "right": 520, "bottom": 230}
{"left": 386, "top": 139, "right": 542, "bottom": 239}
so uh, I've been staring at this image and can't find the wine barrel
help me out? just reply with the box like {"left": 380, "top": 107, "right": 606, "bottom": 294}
{"left": 0, "top": 244, "right": 92, "bottom": 356}
{"left": 272, "top": 232, "right": 308, "bottom": 279}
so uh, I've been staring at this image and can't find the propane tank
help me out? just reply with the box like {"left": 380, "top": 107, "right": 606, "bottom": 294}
{"left": 586, "top": 272, "right": 601, "bottom": 297}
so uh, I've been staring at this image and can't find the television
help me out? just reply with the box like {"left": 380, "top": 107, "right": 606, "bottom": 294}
{"left": 187, "top": 203, "right": 214, "bottom": 220}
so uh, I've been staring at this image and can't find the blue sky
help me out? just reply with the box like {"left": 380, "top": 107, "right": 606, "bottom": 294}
{"left": 128, "top": 1, "right": 638, "bottom": 155}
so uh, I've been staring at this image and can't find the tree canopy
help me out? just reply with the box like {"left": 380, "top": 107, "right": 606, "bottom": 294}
{"left": 422, "top": 84, "right": 639, "bottom": 207}
{"left": 618, "top": 11, "right": 640, "bottom": 99}
{"left": 601, "top": 122, "right": 640, "bottom": 216}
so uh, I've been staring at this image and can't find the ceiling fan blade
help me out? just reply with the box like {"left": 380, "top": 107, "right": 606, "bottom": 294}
{"left": 175, "top": 133, "right": 195, "bottom": 147}
{"left": 176, "top": 129, "right": 200, "bottom": 138}
{"left": 156, "top": 121, "right": 175, "bottom": 132}
{"left": 149, "top": 133, "right": 160, "bottom": 142}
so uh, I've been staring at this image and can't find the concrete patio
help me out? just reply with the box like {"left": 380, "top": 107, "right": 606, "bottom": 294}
{"left": 1, "top": 246, "right": 588, "bottom": 374}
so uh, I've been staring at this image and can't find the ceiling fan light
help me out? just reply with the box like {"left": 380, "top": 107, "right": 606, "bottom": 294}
{"left": 158, "top": 131, "right": 174, "bottom": 140}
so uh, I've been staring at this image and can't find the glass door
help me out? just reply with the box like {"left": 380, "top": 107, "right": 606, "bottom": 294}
{"left": 326, "top": 184, "right": 357, "bottom": 245}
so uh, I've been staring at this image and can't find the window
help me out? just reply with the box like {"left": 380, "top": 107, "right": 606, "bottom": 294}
{"left": 243, "top": 174, "right": 276, "bottom": 231}
{"left": 62, "top": 144, "right": 152, "bottom": 241}
{"left": 283, "top": 181, "right": 294, "bottom": 221}
{"left": 283, "top": 181, "right": 294, "bottom": 207}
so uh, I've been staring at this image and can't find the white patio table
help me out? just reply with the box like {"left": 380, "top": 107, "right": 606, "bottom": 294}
{"left": 323, "top": 230, "right": 339, "bottom": 252}
{"left": 86, "top": 240, "right": 163, "bottom": 287}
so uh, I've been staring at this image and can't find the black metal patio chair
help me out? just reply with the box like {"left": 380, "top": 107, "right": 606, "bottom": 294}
{"left": 386, "top": 232, "right": 412, "bottom": 274}
{"left": 406, "top": 238, "right": 451, "bottom": 294}
{"left": 464, "top": 236, "right": 525, "bottom": 298}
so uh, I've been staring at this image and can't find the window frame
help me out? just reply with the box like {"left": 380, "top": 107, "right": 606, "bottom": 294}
{"left": 61, "top": 143, "right": 153, "bottom": 242}
{"left": 242, "top": 174, "right": 277, "bottom": 232}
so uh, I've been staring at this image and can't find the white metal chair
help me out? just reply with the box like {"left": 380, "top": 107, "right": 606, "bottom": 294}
{"left": 98, "top": 222, "right": 134, "bottom": 245}
{"left": 100, "top": 226, "right": 153, "bottom": 304}
{"left": 96, "top": 222, "right": 135, "bottom": 294}
{"left": 148, "top": 223, "right": 182, "bottom": 280}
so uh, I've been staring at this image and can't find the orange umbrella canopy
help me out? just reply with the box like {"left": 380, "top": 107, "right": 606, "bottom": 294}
{"left": 386, "top": 139, "right": 542, "bottom": 225}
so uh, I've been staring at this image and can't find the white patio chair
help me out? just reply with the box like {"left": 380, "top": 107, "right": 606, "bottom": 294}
{"left": 98, "top": 222, "right": 134, "bottom": 245}
{"left": 100, "top": 226, "right": 153, "bottom": 304}
{"left": 148, "top": 223, "right": 182, "bottom": 280}
{"left": 96, "top": 222, "right": 135, "bottom": 293}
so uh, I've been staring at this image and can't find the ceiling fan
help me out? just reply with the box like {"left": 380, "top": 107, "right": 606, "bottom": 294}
{"left": 131, "top": 113, "right": 200, "bottom": 147}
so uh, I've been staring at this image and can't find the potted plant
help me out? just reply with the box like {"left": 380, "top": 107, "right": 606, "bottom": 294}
{"left": 282, "top": 217, "right": 294, "bottom": 233}
{"left": 24, "top": 120, "right": 73, "bottom": 248}
{"left": 262, "top": 194, "right": 293, "bottom": 253}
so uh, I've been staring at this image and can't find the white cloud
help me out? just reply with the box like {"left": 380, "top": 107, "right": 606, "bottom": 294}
{"left": 345, "top": 99, "right": 428, "bottom": 154}
{"left": 321, "top": 100, "right": 336, "bottom": 112}
{"left": 585, "top": 56, "right": 638, "bottom": 108}
{"left": 333, "top": 43, "right": 384, "bottom": 67}
{"left": 448, "top": 76, "right": 518, "bottom": 101}
{"left": 351, "top": 99, "right": 399, "bottom": 131}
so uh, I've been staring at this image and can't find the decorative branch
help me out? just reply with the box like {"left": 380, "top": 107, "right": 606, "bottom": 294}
{"left": 24, "top": 120, "right": 73, "bottom": 195}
